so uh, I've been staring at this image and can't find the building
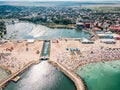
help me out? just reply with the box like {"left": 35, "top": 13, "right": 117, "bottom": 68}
{"left": 93, "top": 27, "right": 104, "bottom": 34}
{"left": 76, "top": 23, "right": 84, "bottom": 30}
{"left": 27, "top": 39, "right": 35, "bottom": 44}
{"left": 111, "top": 34, "right": 120, "bottom": 40}
{"left": 81, "top": 38, "right": 94, "bottom": 44}
{"left": 100, "top": 39, "right": 116, "bottom": 44}
{"left": 84, "top": 23, "right": 91, "bottom": 28}
{"left": 109, "top": 25, "right": 120, "bottom": 32}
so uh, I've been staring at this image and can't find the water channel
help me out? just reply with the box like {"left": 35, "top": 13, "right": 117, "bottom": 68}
{"left": 0, "top": 21, "right": 91, "bottom": 90}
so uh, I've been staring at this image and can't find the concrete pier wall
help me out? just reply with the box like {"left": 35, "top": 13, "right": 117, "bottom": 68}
{"left": 0, "top": 61, "right": 36, "bottom": 89}
{"left": 49, "top": 60, "right": 86, "bottom": 90}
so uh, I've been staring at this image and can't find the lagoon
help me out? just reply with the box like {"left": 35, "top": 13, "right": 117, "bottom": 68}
{"left": 5, "top": 22, "right": 90, "bottom": 40}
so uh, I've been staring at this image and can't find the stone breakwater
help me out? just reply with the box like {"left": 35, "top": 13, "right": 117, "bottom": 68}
{"left": 48, "top": 60, "right": 86, "bottom": 90}
{"left": 0, "top": 60, "right": 39, "bottom": 89}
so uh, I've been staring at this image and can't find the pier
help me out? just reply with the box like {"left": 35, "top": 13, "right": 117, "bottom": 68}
{"left": 40, "top": 40, "right": 50, "bottom": 60}
{"left": 50, "top": 38, "right": 120, "bottom": 90}
{"left": 40, "top": 56, "right": 50, "bottom": 60}
{"left": 49, "top": 60, "right": 86, "bottom": 90}
{"left": 83, "top": 29, "right": 99, "bottom": 40}
{"left": 50, "top": 39, "right": 87, "bottom": 90}
{"left": 0, "top": 61, "right": 36, "bottom": 89}
{"left": 12, "top": 76, "right": 20, "bottom": 82}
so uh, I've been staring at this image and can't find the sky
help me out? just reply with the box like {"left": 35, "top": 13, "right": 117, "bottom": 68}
{"left": 0, "top": 0, "right": 120, "bottom": 2}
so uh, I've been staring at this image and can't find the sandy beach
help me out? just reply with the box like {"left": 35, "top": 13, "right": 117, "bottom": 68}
{"left": 50, "top": 39, "right": 120, "bottom": 70}
{"left": 0, "top": 40, "right": 43, "bottom": 73}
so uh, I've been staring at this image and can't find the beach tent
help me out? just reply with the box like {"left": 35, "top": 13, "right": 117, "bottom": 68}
{"left": 97, "top": 33, "right": 107, "bottom": 38}
{"left": 70, "top": 48, "right": 74, "bottom": 51}
{"left": 105, "top": 34, "right": 113, "bottom": 39}
{"left": 81, "top": 38, "right": 94, "bottom": 44}
{"left": 105, "top": 31, "right": 112, "bottom": 34}
{"left": 76, "top": 48, "right": 79, "bottom": 51}
{"left": 111, "top": 34, "right": 120, "bottom": 40}
{"left": 100, "top": 39, "right": 116, "bottom": 44}
{"left": 27, "top": 39, "right": 35, "bottom": 44}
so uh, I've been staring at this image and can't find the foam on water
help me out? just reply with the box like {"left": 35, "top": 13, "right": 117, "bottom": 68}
{"left": 28, "top": 25, "right": 49, "bottom": 38}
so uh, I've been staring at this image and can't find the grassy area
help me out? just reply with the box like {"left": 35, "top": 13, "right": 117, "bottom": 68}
{"left": 0, "top": 20, "right": 6, "bottom": 38}
{"left": 84, "top": 6, "right": 120, "bottom": 13}
{"left": 47, "top": 24, "right": 76, "bottom": 29}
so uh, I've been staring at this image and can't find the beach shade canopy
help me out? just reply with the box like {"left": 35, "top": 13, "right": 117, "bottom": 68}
{"left": 82, "top": 38, "right": 90, "bottom": 43}
{"left": 105, "top": 31, "right": 112, "bottom": 34}
{"left": 76, "top": 48, "right": 79, "bottom": 51}
{"left": 82, "top": 38, "right": 94, "bottom": 44}
{"left": 106, "top": 34, "right": 113, "bottom": 39}
{"left": 27, "top": 39, "right": 35, "bottom": 43}
{"left": 70, "top": 48, "right": 73, "bottom": 51}
{"left": 100, "top": 39, "right": 116, "bottom": 44}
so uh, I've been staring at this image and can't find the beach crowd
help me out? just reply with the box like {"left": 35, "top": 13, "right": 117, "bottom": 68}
{"left": 0, "top": 50, "right": 24, "bottom": 73}
{"left": 56, "top": 46, "right": 120, "bottom": 70}
{"left": 0, "top": 40, "right": 43, "bottom": 73}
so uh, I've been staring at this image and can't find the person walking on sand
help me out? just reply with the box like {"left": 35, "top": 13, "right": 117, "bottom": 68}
{"left": 26, "top": 43, "right": 29, "bottom": 51}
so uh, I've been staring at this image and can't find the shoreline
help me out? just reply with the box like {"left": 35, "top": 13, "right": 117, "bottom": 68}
{"left": 49, "top": 57, "right": 120, "bottom": 90}
{"left": 48, "top": 60, "right": 86, "bottom": 90}
{"left": 47, "top": 24, "right": 76, "bottom": 29}
{"left": 18, "top": 20, "right": 76, "bottom": 29}
{"left": 0, "top": 60, "right": 39, "bottom": 89}
{"left": 1, "top": 59, "right": 120, "bottom": 90}
{"left": 0, "top": 39, "right": 120, "bottom": 90}
{"left": 0, "top": 40, "right": 44, "bottom": 89}
{"left": 75, "top": 58, "right": 120, "bottom": 70}
{"left": 50, "top": 38, "right": 120, "bottom": 89}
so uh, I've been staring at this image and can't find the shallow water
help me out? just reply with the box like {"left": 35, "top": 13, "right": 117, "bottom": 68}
{"left": 4, "top": 61, "right": 76, "bottom": 90}
{"left": 42, "top": 41, "right": 50, "bottom": 56}
{"left": 76, "top": 60, "right": 120, "bottom": 90}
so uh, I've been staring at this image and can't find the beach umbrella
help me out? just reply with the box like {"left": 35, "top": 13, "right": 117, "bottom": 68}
{"left": 66, "top": 48, "right": 69, "bottom": 51}
{"left": 76, "top": 48, "right": 79, "bottom": 51}
{"left": 70, "top": 48, "right": 72, "bottom": 51}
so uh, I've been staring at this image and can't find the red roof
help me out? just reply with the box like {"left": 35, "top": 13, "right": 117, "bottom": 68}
{"left": 109, "top": 25, "right": 120, "bottom": 31}
{"left": 105, "top": 20, "right": 111, "bottom": 22}
{"left": 93, "top": 27, "right": 101, "bottom": 31}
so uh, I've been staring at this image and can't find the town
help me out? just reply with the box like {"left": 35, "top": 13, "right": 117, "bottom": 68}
{"left": 0, "top": 2, "right": 120, "bottom": 90}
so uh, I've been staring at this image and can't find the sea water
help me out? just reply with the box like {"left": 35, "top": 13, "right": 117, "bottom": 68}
{"left": 76, "top": 60, "right": 120, "bottom": 90}
{"left": 5, "top": 61, "right": 76, "bottom": 90}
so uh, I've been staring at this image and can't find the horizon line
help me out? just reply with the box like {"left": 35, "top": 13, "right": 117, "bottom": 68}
{"left": 0, "top": 0, "right": 120, "bottom": 2}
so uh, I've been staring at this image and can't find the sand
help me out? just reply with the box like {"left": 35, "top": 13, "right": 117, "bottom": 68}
{"left": 50, "top": 39, "right": 120, "bottom": 70}
{"left": 0, "top": 40, "right": 43, "bottom": 73}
